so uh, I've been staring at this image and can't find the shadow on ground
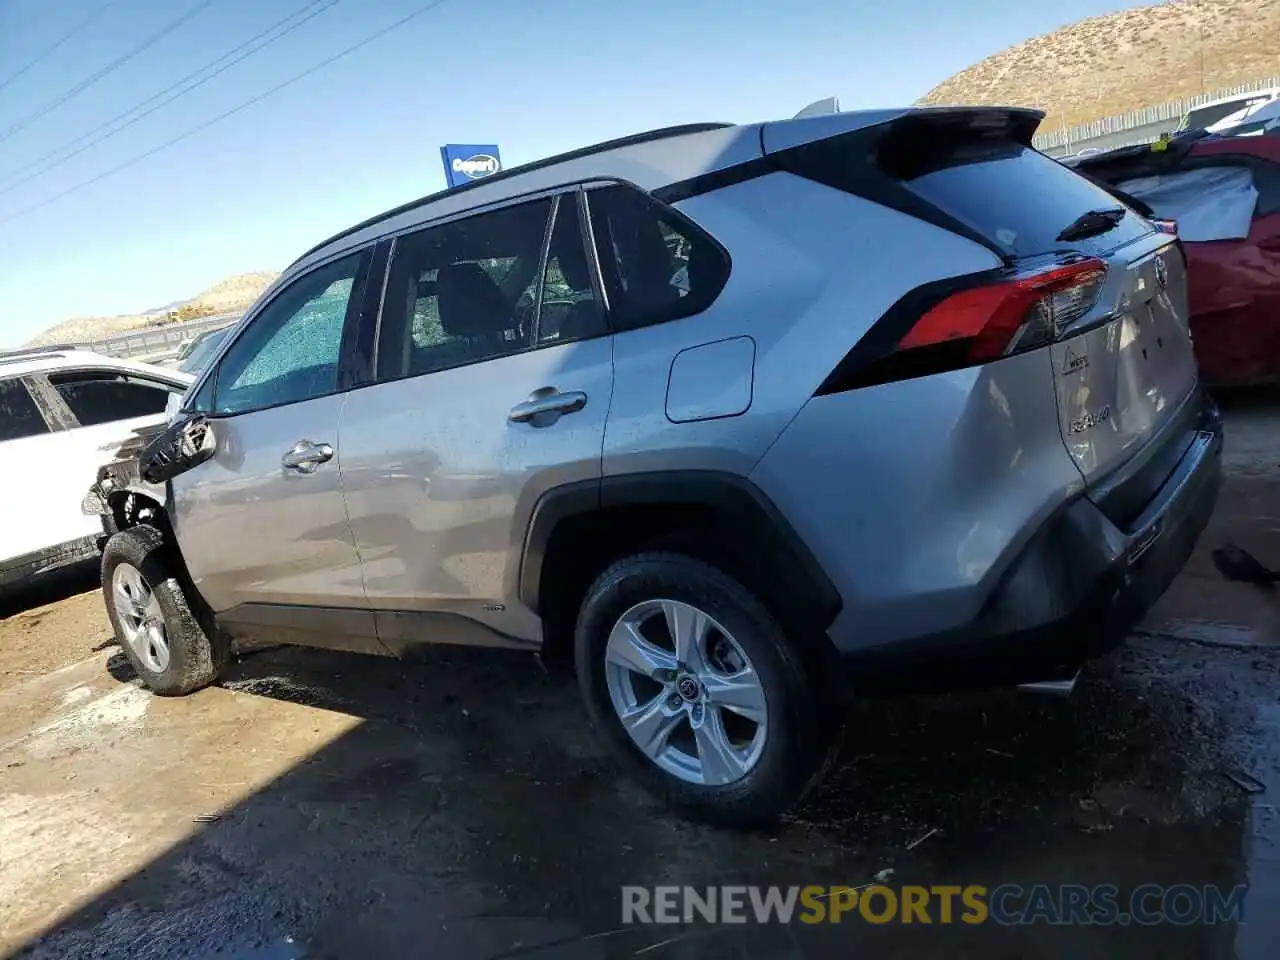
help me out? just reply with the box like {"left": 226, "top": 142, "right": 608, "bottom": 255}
{"left": 0, "top": 559, "right": 99, "bottom": 620}
{"left": 15, "top": 632, "right": 1277, "bottom": 960}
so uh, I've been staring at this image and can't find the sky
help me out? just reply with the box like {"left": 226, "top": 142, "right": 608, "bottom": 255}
{"left": 0, "top": 0, "right": 1144, "bottom": 345}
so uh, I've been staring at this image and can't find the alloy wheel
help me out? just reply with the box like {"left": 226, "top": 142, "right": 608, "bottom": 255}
{"left": 111, "top": 562, "right": 170, "bottom": 674}
{"left": 603, "top": 598, "right": 768, "bottom": 786}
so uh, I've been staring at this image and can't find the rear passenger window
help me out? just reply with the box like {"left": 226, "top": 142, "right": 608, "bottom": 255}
{"left": 0, "top": 378, "right": 48, "bottom": 441}
{"left": 47, "top": 372, "right": 173, "bottom": 426}
{"left": 376, "top": 198, "right": 553, "bottom": 380}
{"left": 585, "top": 185, "right": 728, "bottom": 332}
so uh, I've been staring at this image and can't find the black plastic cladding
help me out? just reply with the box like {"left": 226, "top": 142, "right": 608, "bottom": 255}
{"left": 339, "top": 240, "right": 389, "bottom": 391}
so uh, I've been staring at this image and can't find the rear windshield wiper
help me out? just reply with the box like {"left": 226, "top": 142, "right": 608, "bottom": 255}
{"left": 1056, "top": 207, "right": 1126, "bottom": 242}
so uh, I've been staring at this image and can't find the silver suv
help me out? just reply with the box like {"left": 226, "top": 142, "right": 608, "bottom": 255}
{"left": 89, "top": 107, "right": 1222, "bottom": 826}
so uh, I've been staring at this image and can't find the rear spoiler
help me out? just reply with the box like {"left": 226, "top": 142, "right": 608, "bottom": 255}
{"left": 656, "top": 106, "right": 1047, "bottom": 265}
{"left": 762, "top": 106, "right": 1045, "bottom": 156}
{"left": 762, "top": 108, "right": 1045, "bottom": 266}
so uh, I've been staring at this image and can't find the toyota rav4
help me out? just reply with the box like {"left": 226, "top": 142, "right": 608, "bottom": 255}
{"left": 86, "top": 106, "right": 1222, "bottom": 826}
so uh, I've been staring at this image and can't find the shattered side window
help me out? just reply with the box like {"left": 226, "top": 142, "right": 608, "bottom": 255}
{"left": 214, "top": 253, "right": 363, "bottom": 416}
{"left": 0, "top": 378, "right": 49, "bottom": 441}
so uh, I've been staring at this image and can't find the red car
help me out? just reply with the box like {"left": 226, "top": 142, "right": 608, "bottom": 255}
{"left": 1074, "top": 132, "right": 1280, "bottom": 386}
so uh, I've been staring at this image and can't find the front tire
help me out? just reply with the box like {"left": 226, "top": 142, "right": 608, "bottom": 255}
{"left": 101, "top": 525, "right": 226, "bottom": 696}
{"left": 575, "top": 552, "right": 836, "bottom": 827}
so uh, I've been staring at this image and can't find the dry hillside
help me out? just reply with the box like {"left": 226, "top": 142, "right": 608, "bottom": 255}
{"left": 919, "top": 0, "right": 1280, "bottom": 133}
{"left": 28, "top": 270, "right": 279, "bottom": 346}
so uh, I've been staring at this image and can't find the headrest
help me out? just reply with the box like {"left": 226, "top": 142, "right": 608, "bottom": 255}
{"left": 436, "top": 262, "right": 511, "bottom": 338}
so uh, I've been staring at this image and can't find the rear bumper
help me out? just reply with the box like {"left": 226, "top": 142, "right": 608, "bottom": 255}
{"left": 842, "top": 390, "right": 1223, "bottom": 692}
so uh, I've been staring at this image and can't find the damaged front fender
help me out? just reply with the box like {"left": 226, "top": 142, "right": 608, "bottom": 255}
{"left": 83, "top": 413, "right": 219, "bottom": 524}
{"left": 82, "top": 422, "right": 172, "bottom": 521}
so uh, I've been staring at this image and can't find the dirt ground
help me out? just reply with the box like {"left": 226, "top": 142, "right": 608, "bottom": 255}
{"left": 4, "top": 403, "right": 1280, "bottom": 959}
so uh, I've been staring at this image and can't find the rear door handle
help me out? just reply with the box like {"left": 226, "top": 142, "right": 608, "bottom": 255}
{"left": 508, "top": 389, "right": 587, "bottom": 426}
{"left": 281, "top": 439, "right": 334, "bottom": 474}
{"left": 1257, "top": 235, "right": 1280, "bottom": 253}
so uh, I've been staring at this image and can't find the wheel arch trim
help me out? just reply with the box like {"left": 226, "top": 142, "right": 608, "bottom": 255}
{"left": 517, "top": 470, "right": 843, "bottom": 630}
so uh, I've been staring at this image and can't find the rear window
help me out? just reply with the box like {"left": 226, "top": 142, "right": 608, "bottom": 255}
{"left": 896, "top": 144, "right": 1154, "bottom": 258}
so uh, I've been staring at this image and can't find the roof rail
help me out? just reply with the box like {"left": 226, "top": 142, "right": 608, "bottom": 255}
{"left": 290, "top": 122, "right": 734, "bottom": 267}
{"left": 0, "top": 342, "right": 85, "bottom": 360}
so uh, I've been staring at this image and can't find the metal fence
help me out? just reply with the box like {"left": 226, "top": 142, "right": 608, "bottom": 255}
{"left": 1033, "top": 76, "right": 1280, "bottom": 159}
{"left": 79, "top": 313, "right": 241, "bottom": 361}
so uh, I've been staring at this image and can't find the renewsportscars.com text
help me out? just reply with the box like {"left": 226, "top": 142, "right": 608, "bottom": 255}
{"left": 622, "top": 884, "right": 1247, "bottom": 926}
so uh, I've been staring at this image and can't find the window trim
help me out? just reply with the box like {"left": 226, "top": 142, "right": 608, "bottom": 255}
{"left": 576, "top": 185, "right": 612, "bottom": 317}
{"left": 204, "top": 247, "right": 375, "bottom": 420}
{"left": 531, "top": 192, "right": 611, "bottom": 346}
{"left": 529, "top": 194, "right": 560, "bottom": 344}
{"left": 341, "top": 239, "right": 391, "bottom": 393}
{"left": 0, "top": 375, "right": 57, "bottom": 441}
{"left": 581, "top": 180, "right": 733, "bottom": 333}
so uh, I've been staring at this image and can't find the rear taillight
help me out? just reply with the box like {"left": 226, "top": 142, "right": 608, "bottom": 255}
{"left": 1152, "top": 218, "right": 1178, "bottom": 235}
{"left": 822, "top": 259, "right": 1107, "bottom": 392}
{"left": 900, "top": 258, "right": 1105, "bottom": 360}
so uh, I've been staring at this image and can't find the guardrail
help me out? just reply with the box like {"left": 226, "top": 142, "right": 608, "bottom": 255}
{"left": 81, "top": 313, "right": 241, "bottom": 360}
{"left": 1033, "top": 75, "right": 1280, "bottom": 159}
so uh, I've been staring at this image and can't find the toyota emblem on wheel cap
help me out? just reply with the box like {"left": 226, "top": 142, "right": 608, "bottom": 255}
{"left": 677, "top": 676, "right": 700, "bottom": 701}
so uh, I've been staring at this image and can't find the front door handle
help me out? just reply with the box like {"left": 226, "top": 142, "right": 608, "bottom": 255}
{"left": 281, "top": 439, "right": 334, "bottom": 474}
{"left": 507, "top": 389, "right": 587, "bottom": 427}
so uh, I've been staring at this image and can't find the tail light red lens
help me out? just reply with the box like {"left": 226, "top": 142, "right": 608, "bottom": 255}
{"left": 1152, "top": 218, "right": 1178, "bottom": 235}
{"left": 896, "top": 258, "right": 1107, "bottom": 366}
{"left": 816, "top": 258, "right": 1110, "bottom": 394}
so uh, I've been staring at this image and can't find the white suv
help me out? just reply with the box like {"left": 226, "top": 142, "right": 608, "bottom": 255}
{"left": 0, "top": 348, "right": 190, "bottom": 590}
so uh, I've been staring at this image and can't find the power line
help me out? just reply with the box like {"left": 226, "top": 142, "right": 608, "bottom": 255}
{"left": 0, "top": 0, "right": 457, "bottom": 227}
{"left": 0, "top": 1, "right": 117, "bottom": 94}
{"left": 0, "top": 0, "right": 214, "bottom": 144}
{"left": 0, "top": 0, "right": 340, "bottom": 195}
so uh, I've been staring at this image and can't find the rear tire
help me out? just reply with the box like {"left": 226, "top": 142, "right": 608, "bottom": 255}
{"left": 575, "top": 552, "right": 837, "bottom": 828}
{"left": 101, "top": 524, "right": 227, "bottom": 696}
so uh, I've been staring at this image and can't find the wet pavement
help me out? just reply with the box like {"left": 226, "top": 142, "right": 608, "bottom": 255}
{"left": 3, "top": 631, "right": 1278, "bottom": 960}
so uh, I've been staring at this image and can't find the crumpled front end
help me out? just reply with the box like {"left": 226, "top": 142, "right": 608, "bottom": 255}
{"left": 82, "top": 426, "right": 171, "bottom": 525}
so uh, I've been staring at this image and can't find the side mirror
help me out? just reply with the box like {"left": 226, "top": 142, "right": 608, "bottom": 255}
{"left": 139, "top": 415, "right": 216, "bottom": 485}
